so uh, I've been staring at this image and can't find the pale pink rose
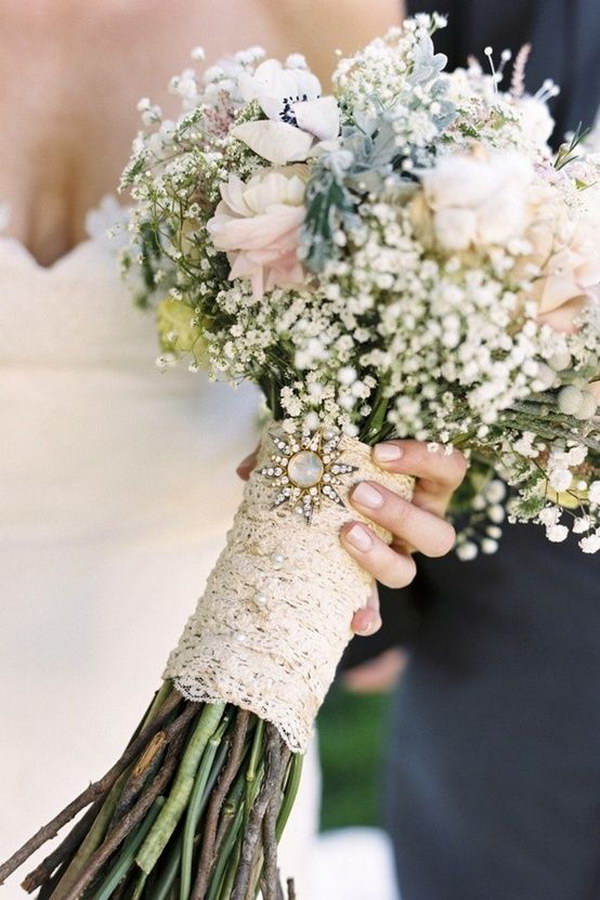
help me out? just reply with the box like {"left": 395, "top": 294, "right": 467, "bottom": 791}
{"left": 590, "top": 381, "right": 600, "bottom": 402}
{"left": 207, "top": 169, "right": 308, "bottom": 298}
{"left": 531, "top": 224, "right": 600, "bottom": 333}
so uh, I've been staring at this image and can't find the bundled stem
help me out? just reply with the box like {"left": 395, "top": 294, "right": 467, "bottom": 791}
{"left": 0, "top": 689, "right": 185, "bottom": 888}
{"left": 1, "top": 686, "right": 299, "bottom": 900}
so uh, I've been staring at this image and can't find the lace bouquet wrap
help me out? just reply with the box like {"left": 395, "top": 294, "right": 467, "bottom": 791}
{"left": 3, "top": 14, "right": 600, "bottom": 900}
{"left": 165, "top": 426, "right": 412, "bottom": 753}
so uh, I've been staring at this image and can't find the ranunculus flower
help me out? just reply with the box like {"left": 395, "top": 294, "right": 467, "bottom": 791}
{"left": 207, "top": 168, "right": 308, "bottom": 298}
{"left": 231, "top": 59, "right": 340, "bottom": 164}
{"left": 526, "top": 209, "right": 600, "bottom": 332}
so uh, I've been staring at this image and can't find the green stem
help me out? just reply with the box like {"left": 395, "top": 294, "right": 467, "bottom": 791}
{"left": 206, "top": 805, "right": 245, "bottom": 900}
{"left": 243, "top": 721, "right": 265, "bottom": 834}
{"left": 276, "top": 754, "right": 303, "bottom": 840}
{"left": 93, "top": 797, "right": 165, "bottom": 900}
{"left": 360, "top": 383, "right": 390, "bottom": 446}
{"left": 216, "top": 843, "right": 241, "bottom": 900}
{"left": 137, "top": 703, "right": 226, "bottom": 875}
{"left": 180, "top": 716, "right": 230, "bottom": 899}
{"left": 145, "top": 836, "right": 182, "bottom": 900}
{"left": 130, "top": 870, "right": 149, "bottom": 900}
{"left": 139, "top": 683, "right": 175, "bottom": 733}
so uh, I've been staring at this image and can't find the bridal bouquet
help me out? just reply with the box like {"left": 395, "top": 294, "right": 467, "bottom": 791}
{"left": 3, "top": 13, "right": 600, "bottom": 900}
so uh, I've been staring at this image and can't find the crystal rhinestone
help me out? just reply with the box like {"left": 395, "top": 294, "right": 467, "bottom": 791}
{"left": 252, "top": 593, "right": 268, "bottom": 608}
{"left": 287, "top": 450, "right": 324, "bottom": 488}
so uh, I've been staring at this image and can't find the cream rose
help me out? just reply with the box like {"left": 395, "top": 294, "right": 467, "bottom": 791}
{"left": 207, "top": 168, "right": 308, "bottom": 298}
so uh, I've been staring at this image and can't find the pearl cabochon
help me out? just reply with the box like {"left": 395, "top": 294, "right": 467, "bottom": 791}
{"left": 287, "top": 450, "right": 325, "bottom": 489}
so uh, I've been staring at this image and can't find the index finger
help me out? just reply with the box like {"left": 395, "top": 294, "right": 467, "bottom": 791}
{"left": 372, "top": 439, "right": 467, "bottom": 497}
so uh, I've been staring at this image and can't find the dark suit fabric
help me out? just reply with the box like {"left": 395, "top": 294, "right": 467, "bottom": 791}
{"left": 385, "top": 526, "right": 600, "bottom": 900}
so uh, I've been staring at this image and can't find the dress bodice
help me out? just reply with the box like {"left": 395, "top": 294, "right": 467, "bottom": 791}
{"left": 0, "top": 198, "right": 260, "bottom": 542}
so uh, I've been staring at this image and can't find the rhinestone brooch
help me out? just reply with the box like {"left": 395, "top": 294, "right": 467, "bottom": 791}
{"left": 259, "top": 427, "right": 358, "bottom": 524}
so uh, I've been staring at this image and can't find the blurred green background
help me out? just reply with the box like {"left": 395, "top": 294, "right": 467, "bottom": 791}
{"left": 317, "top": 684, "right": 393, "bottom": 831}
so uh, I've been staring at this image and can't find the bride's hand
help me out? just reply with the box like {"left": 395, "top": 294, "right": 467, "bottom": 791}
{"left": 236, "top": 438, "right": 466, "bottom": 637}
{"left": 345, "top": 440, "right": 466, "bottom": 637}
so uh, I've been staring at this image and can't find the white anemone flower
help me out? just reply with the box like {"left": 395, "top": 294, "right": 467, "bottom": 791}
{"left": 232, "top": 59, "right": 340, "bottom": 165}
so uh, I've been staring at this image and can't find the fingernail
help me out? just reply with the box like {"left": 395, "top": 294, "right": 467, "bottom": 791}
{"left": 352, "top": 482, "right": 384, "bottom": 509}
{"left": 353, "top": 607, "right": 382, "bottom": 636}
{"left": 374, "top": 443, "right": 402, "bottom": 463}
{"left": 345, "top": 524, "right": 373, "bottom": 551}
{"left": 236, "top": 454, "right": 254, "bottom": 474}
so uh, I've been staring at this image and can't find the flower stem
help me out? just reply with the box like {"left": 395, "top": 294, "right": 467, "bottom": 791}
{"left": 93, "top": 796, "right": 165, "bottom": 900}
{"left": 137, "top": 703, "right": 226, "bottom": 875}
{"left": 180, "top": 715, "right": 230, "bottom": 899}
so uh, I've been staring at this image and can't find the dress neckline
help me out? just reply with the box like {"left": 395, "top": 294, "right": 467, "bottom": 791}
{"left": 0, "top": 195, "right": 129, "bottom": 274}
{"left": 0, "top": 235, "right": 95, "bottom": 273}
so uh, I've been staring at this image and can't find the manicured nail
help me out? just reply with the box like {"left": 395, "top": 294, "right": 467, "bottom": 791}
{"left": 374, "top": 443, "right": 403, "bottom": 463}
{"left": 352, "top": 482, "right": 384, "bottom": 509}
{"left": 345, "top": 524, "right": 373, "bottom": 551}
{"left": 355, "top": 615, "right": 380, "bottom": 636}
{"left": 236, "top": 453, "right": 254, "bottom": 474}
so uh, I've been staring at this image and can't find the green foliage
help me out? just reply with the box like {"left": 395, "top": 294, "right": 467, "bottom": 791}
{"left": 554, "top": 123, "right": 590, "bottom": 170}
{"left": 318, "top": 684, "right": 392, "bottom": 831}
{"left": 301, "top": 166, "right": 357, "bottom": 273}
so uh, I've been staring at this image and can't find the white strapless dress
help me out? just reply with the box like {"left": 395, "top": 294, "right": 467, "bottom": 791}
{"left": 0, "top": 201, "right": 398, "bottom": 900}
{"left": 0, "top": 202, "right": 324, "bottom": 898}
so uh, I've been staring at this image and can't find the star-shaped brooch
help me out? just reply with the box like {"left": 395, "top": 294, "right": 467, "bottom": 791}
{"left": 259, "top": 426, "right": 359, "bottom": 524}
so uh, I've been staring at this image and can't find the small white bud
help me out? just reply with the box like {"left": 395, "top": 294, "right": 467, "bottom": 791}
{"left": 481, "top": 538, "right": 499, "bottom": 554}
{"left": 558, "top": 385, "right": 583, "bottom": 416}
{"left": 456, "top": 541, "right": 478, "bottom": 561}
{"left": 575, "top": 391, "right": 598, "bottom": 421}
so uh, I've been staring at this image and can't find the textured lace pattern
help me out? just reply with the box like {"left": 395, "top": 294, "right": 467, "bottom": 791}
{"left": 164, "top": 427, "right": 413, "bottom": 752}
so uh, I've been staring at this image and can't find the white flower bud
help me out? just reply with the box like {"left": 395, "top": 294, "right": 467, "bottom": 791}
{"left": 456, "top": 541, "right": 478, "bottom": 561}
{"left": 574, "top": 391, "right": 598, "bottom": 421}
{"left": 338, "top": 366, "right": 357, "bottom": 385}
{"left": 547, "top": 524, "right": 569, "bottom": 542}
{"left": 580, "top": 532, "right": 600, "bottom": 553}
{"left": 485, "top": 480, "right": 506, "bottom": 503}
{"left": 548, "top": 351, "right": 572, "bottom": 371}
{"left": 549, "top": 468, "right": 572, "bottom": 492}
{"left": 573, "top": 516, "right": 590, "bottom": 534}
{"left": 558, "top": 385, "right": 583, "bottom": 416}
{"left": 481, "top": 538, "right": 499, "bottom": 554}
{"left": 488, "top": 504, "right": 506, "bottom": 524}
{"left": 303, "top": 411, "right": 321, "bottom": 432}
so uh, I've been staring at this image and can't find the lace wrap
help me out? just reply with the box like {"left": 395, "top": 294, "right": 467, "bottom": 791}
{"left": 164, "top": 426, "right": 413, "bottom": 752}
